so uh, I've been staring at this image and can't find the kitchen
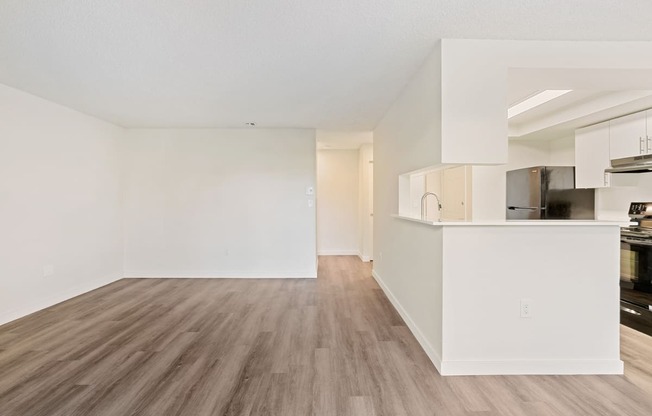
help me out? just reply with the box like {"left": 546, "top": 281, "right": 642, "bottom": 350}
{"left": 378, "top": 41, "right": 652, "bottom": 376}
{"left": 505, "top": 84, "right": 652, "bottom": 342}
{"left": 408, "top": 69, "right": 652, "bottom": 342}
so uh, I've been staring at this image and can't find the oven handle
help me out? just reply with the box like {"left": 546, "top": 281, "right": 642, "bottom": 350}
{"left": 621, "top": 299, "right": 652, "bottom": 312}
{"left": 507, "top": 206, "right": 538, "bottom": 211}
{"left": 621, "top": 237, "right": 652, "bottom": 246}
{"left": 621, "top": 305, "right": 643, "bottom": 316}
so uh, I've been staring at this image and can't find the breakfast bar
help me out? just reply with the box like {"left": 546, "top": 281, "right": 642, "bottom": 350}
{"left": 374, "top": 216, "right": 623, "bottom": 375}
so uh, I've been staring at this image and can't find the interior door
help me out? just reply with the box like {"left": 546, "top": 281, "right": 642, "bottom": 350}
{"left": 368, "top": 161, "right": 373, "bottom": 260}
{"left": 441, "top": 166, "right": 467, "bottom": 221}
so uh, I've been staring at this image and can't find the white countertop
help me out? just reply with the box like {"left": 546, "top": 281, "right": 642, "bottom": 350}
{"left": 392, "top": 214, "right": 628, "bottom": 227}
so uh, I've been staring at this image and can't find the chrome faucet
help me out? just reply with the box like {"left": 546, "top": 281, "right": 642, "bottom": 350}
{"left": 421, "top": 192, "right": 442, "bottom": 221}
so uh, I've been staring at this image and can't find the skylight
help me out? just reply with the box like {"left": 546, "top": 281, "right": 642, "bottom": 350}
{"left": 507, "top": 90, "right": 572, "bottom": 119}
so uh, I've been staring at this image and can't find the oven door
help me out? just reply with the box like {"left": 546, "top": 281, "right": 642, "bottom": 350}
{"left": 620, "top": 299, "right": 652, "bottom": 336}
{"left": 620, "top": 237, "right": 652, "bottom": 291}
{"left": 620, "top": 237, "right": 652, "bottom": 336}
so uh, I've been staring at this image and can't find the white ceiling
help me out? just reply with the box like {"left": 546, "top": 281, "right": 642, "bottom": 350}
{"left": 507, "top": 69, "right": 652, "bottom": 106}
{"left": 507, "top": 68, "right": 652, "bottom": 140}
{"left": 3, "top": 1, "right": 652, "bottom": 129}
{"left": 316, "top": 130, "right": 373, "bottom": 150}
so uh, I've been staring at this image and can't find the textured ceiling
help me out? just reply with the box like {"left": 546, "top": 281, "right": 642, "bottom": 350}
{"left": 2, "top": 1, "right": 652, "bottom": 129}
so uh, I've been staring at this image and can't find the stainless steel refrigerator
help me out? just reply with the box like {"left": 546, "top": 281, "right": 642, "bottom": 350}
{"left": 506, "top": 166, "right": 595, "bottom": 220}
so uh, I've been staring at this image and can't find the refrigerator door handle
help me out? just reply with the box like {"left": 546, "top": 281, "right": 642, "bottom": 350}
{"left": 507, "top": 206, "right": 539, "bottom": 211}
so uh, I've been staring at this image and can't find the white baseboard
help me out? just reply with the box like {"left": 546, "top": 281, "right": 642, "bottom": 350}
{"left": 372, "top": 269, "right": 443, "bottom": 374}
{"left": 123, "top": 270, "right": 318, "bottom": 279}
{"left": 316, "top": 251, "right": 371, "bottom": 262}
{"left": 358, "top": 254, "right": 372, "bottom": 262}
{"left": 440, "top": 359, "right": 624, "bottom": 376}
{"left": 0, "top": 273, "right": 122, "bottom": 327}
{"left": 317, "top": 250, "right": 360, "bottom": 256}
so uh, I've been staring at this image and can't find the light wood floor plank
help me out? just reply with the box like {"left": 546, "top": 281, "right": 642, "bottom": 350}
{"left": 0, "top": 256, "right": 651, "bottom": 415}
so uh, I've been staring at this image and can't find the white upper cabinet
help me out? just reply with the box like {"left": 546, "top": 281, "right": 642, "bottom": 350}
{"left": 575, "top": 121, "right": 611, "bottom": 188}
{"left": 609, "top": 111, "right": 647, "bottom": 160}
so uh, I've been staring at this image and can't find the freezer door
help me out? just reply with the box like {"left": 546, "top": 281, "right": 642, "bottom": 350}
{"left": 506, "top": 167, "right": 543, "bottom": 220}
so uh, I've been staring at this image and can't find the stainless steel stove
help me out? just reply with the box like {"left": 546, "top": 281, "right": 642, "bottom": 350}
{"left": 621, "top": 202, "right": 652, "bottom": 240}
{"left": 620, "top": 202, "right": 652, "bottom": 336}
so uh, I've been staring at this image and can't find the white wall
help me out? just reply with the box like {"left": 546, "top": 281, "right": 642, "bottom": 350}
{"left": 598, "top": 174, "right": 652, "bottom": 220}
{"left": 506, "top": 135, "right": 575, "bottom": 169}
{"left": 0, "top": 83, "right": 124, "bottom": 325}
{"left": 507, "top": 140, "right": 553, "bottom": 169}
{"left": 373, "top": 41, "right": 444, "bottom": 368}
{"left": 123, "top": 128, "right": 317, "bottom": 278}
{"left": 317, "top": 149, "right": 359, "bottom": 255}
{"left": 441, "top": 41, "right": 508, "bottom": 164}
{"left": 548, "top": 135, "right": 575, "bottom": 165}
{"left": 409, "top": 173, "right": 426, "bottom": 218}
{"left": 442, "top": 224, "right": 622, "bottom": 375}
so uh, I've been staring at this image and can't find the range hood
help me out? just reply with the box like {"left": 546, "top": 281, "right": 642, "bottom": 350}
{"left": 606, "top": 154, "right": 652, "bottom": 173}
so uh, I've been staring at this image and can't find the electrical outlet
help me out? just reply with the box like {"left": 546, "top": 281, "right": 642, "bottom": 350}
{"left": 308, "top": 199, "right": 314, "bottom": 207}
{"left": 520, "top": 299, "right": 532, "bottom": 318}
{"left": 306, "top": 186, "right": 314, "bottom": 196}
{"left": 43, "top": 265, "right": 54, "bottom": 278}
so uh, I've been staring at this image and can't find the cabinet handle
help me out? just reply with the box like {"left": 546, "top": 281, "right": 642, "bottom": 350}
{"left": 604, "top": 172, "right": 610, "bottom": 187}
{"left": 648, "top": 136, "right": 651, "bottom": 153}
{"left": 641, "top": 137, "right": 646, "bottom": 154}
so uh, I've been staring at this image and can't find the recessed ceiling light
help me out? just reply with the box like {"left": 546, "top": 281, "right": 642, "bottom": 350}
{"left": 508, "top": 90, "right": 572, "bottom": 119}
{"left": 245, "top": 122, "right": 256, "bottom": 127}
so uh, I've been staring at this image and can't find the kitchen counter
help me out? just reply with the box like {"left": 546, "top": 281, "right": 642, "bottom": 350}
{"left": 378, "top": 213, "right": 623, "bottom": 376}
{"left": 392, "top": 214, "right": 627, "bottom": 226}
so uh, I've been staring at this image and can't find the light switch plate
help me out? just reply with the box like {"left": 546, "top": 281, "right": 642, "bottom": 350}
{"left": 306, "top": 187, "right": 314, "bottom": 196}
{"left": 520, "top": 299, "right": 532, "bottom": 318}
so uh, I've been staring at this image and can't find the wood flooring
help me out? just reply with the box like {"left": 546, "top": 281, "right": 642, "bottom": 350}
{"left": 1, "top": 256, "right": 652, "bottom": 415}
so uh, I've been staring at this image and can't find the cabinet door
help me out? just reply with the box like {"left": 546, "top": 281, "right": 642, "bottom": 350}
{"left": 610, "top": 111, "right": 647, "bottom": 160}
{"left": 575, "top": 121, "right": 611, "bottom": 188}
